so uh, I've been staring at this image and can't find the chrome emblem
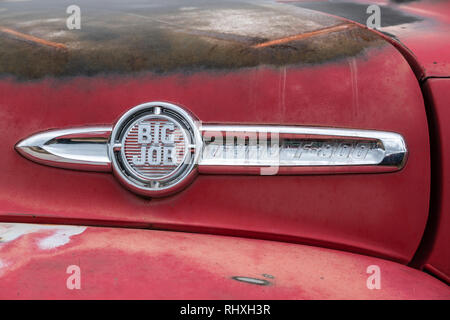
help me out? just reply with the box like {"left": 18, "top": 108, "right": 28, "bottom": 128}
{"left": 109, "top": 102, "right": 201, "bottom": 197}
{"left": 123, "top": 116, "right": 187, "bottom": 178}
{"left": 15, "top": 101, "right": 408, "bottom": 197}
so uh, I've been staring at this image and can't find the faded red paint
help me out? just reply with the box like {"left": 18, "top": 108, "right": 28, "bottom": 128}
{"left": 1, "top": 0, "right": 448, "bottom": 295}
{"left": 0, "top": 223, "right": 448, "bottom": 299}
{"left": 418, "top": 78, "right": 450, "bottom": 284}
{"left": 0, "top": 45, "right": 430, "bottom": 263}
{"left": 273, "top": 0, "right": 450, "bottom": 284}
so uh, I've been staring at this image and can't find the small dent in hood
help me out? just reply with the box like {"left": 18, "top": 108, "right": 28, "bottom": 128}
{"left": 232, "top": 276, "right": 271, "bottom": 286}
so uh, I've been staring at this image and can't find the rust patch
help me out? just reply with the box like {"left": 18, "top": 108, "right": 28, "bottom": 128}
{"left": 0, "top": 27, "right": 67, "bottom": 51}
{"left": 252, "top": 23, "right": 355, "bottom": 48}
{"left": 0, "top": 1, "right": 386, "bottom": 80}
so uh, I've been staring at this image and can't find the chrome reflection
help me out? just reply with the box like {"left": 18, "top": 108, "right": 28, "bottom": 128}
{"left": 15, "top": 126, "right": 112, "bottom": 171}
{"left": 199, "top": 125, "right": 407, "bottom": 171}
{"left": 15, "top": 124, "right": 407, "bottom": 176}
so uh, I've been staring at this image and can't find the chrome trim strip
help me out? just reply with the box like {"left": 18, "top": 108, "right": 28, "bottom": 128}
{"left": 199, "top": 125, "right": 407, "bottom": 170}
{"left": 15, "top": 124, "right": 408, "bottom": 174}
{"left": 15, "top": 126, "right": 112, "bottom": 171}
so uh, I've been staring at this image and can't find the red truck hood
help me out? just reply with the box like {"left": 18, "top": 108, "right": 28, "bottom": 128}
{"left": 0, "top": 0, "right": 431, "bottom": 264}
{"left": 0, "top": 0, "right": 387, "bottom": 79}
{"left": 1, "top": 0, "right": 448, "bottom": 79}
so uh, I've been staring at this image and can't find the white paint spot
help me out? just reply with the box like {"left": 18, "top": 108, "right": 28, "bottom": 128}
{"left": 179, "top": 7, "right": 197, "bottom": 11}
{"left": 17, "top": 18, "right": 64, "bottom": 27}
{"left": 38, "top": 228, "right": 85, "bottom": 250}
{"left": 44, "top": 18, "right": 63, "bottom": 23}
{"left": 0, "top": 223, "right": 86, "bottom": 250}
{"left": 47, "top": 30, "right": 68, "bottom": 38}
{"left": 0, "top": 258, "right": 9, "bottom": 277}
{"left": 159, "top": 7, "right": 326, "bottom": 40}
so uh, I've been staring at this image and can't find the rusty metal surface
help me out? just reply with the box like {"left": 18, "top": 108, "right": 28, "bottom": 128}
{"left": 0, "top": 0, "right": 385, "bottom": 79}
{"left": 0, "top": 222, "right": 449, "bottom": 299}
{"left": 283, "top": 0, "right": 450, "bottom": 78}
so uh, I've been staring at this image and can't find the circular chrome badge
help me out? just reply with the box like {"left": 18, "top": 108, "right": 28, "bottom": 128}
{"left": 109, "top": 102, "right": 201, "bottom": 197}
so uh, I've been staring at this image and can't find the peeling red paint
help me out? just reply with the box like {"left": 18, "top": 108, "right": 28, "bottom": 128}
{"left": 0, "top": 223, "right": 448, "bottom": 299}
